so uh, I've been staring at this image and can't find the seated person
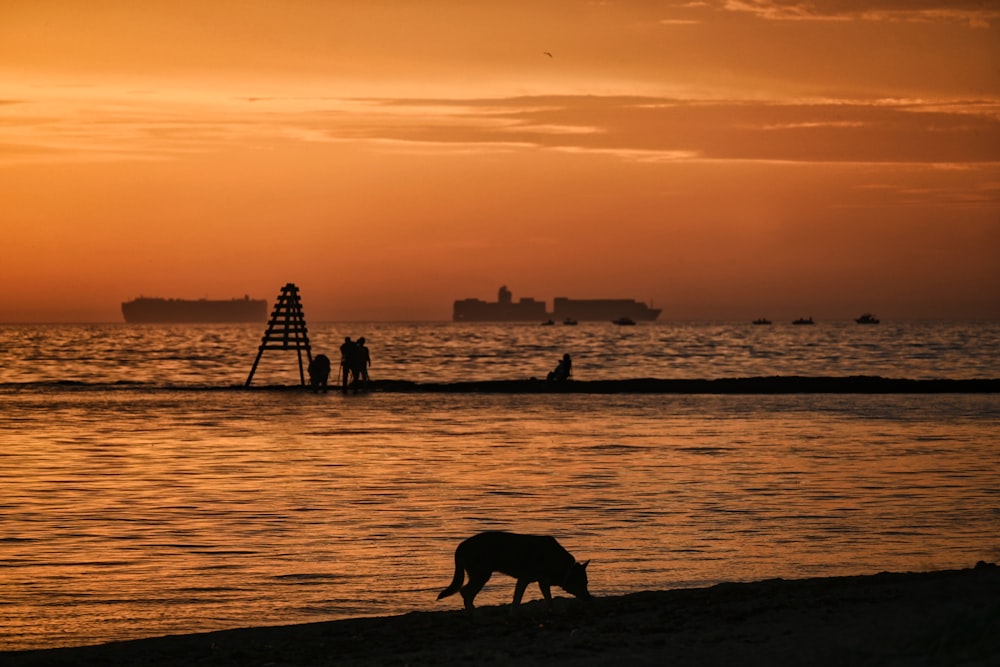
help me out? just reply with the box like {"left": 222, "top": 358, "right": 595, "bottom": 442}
{"left": 547, "top": 353, "right": 572, "bottom": 381}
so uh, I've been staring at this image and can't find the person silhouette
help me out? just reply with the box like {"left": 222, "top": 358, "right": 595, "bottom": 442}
{"left": 339, "top": 337, "right": 358, "bottom": 392}
{"left": 547, "top": 353, "right": 572, "bottom": 381}
{"left": 308, "top": 353, "right": 331, "bottom": 393}
{"left": 356, "top": 337, "right": 371, "bottom": 385}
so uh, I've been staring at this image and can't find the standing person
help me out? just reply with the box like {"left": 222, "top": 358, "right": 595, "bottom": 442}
{"left": 339, "top": 337, "right": 357, "bottom": 392}
{"left": 356, "top": 337, "right": 371, "bottom": 385}
{"left": 308, "top": 353, "right": 331, "bottom": 393}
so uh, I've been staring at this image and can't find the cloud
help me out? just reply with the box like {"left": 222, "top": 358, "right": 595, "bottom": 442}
{"left": 2, "top": 84, "right": 998, "bottom": 168}
{"left": 406, "top": 95, "right": 1000, "bottom": 165}
{"left": 720, "top": 0, "right": 1000, "bottom": 26}
{"left": 760, "top": 120, "right": 866, "bottom": 130}
{"left": 843, "top": 171, "right": 1000, "bottom": 209}
{"left": 301, "top": 94, "right": 1000, "bottom": 165}
{"left": 553, "top": 145, "right": 701, "bottom": 162}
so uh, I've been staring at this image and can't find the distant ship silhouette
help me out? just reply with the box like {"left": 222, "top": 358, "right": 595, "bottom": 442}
{"left": 122, "top": 296, "right": 267, "bottom": 323}
{"left": 453, "top": 286, "right": 661, "bottom": 322}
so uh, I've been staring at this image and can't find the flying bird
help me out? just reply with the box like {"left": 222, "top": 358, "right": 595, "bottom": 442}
{"left": 544, "top": 51, "right": 553, "bottom": 58}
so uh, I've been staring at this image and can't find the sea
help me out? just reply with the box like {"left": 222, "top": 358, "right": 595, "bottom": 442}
{"left": 1, "top": 320, "right": 999, "bottom": 651}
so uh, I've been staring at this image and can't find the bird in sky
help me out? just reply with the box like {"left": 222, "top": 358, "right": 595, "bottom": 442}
{"left": 543, "top": 51, "right": 553, "bottom": 58}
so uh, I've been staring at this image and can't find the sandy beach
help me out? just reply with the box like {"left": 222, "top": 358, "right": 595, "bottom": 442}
{"left": 6, "top": 563, "right": 997, "bottom": 666}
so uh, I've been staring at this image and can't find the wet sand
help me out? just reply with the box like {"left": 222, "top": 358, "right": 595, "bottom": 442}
{"left": 6, "top": 563, "right": 997, "bottom": 666}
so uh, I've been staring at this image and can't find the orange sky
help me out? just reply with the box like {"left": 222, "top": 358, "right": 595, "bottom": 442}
{"left": 1, "top": 0, "right": 998, "bottom": 322}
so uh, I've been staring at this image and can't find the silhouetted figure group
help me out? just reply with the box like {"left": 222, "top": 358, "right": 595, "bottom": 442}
{"left": 339, "top": 336, "right": 371, "bottom": 392}
{"left": 547, "top": 353, "right": 572, "bottom": 381}
{"left": 308, "top": 353, "right": 332, "bottom": 393}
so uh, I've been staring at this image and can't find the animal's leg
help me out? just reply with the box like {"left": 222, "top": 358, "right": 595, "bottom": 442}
{"left": 512, "top": 579, "right": 530, "bottom": 606}
{"left": 538, "top": 582, "right": 553, "bottom": 610}
{"left": 508, "top": 579, "right": 532, "bottom": 616}
{"left": 461, "top": 570, "right": 491, "bottom": 610}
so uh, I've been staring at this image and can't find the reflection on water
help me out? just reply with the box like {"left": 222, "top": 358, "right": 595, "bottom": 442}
{"left": 1, "top": 390, "right": 998, "bottom": 650}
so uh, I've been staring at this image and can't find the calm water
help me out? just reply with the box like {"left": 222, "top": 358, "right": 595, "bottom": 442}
{"left": 1, "top": 322, "right": 998, "bottom": 650}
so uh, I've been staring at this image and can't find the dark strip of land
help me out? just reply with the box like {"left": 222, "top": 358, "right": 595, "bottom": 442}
{"left": 5, "top": 563, "right": 997, "bottom": 666}
{"left": 363, "top": 376, "right": 1000, "bottom": 394}
{"left": 17, "top": 376, "right": 998, "bottom": 393}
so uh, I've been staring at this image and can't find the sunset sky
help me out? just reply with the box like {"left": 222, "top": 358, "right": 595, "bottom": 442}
{"left": 2, "top": 0, "right": 998, "bottom": 322}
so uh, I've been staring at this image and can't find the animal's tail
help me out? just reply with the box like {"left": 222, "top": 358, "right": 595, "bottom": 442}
{"left": 437, "top": 551, "right": 464, "bottom": 600}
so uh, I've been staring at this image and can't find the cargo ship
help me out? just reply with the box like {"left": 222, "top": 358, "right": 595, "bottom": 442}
{"left": 122, "top": 296, "right": 268, "bottom": 323}
{"left": 453, "top": 286, "right": 661, "bottom": 322}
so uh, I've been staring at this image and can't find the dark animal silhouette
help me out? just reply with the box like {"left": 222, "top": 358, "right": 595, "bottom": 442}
{"left": 437, "top": 531, "right": 592, "bottom": 611}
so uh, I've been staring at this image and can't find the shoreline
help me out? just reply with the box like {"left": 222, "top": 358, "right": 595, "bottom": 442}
{"left": 6, "top": 564, "right": 998, "bottom": 666}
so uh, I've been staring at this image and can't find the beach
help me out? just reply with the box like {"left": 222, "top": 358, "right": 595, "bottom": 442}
{"left": 5, "top": 563, "right": 997, "bottom": 666}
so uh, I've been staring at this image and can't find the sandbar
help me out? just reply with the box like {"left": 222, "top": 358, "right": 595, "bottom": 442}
{"left": 363, "top": 376, "right": 1000, "bottom": 394}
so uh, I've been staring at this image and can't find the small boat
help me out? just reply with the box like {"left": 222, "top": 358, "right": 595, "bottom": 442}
{"left": 563, "top": 318, "right": 578, "bottom": 326}
{"left": 541, "top": 319, "right": 555, "bottom": 326}
{"left": 792, "top": 316, "right": 814, "bottom": 325}
{"left": 752, "top": 318, "right": 772, "bottom": 325}
{"left": 613, "top": 317, "right": 636, "bottom": 326}
{"left": 855, "top": 313, "right": 880, "bottom": 324}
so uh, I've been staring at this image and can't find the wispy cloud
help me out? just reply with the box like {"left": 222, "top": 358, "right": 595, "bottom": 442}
{"left": 760, "top": 121, "right": 866, "bottom": 130}
{"left": 2, "top": 83, "right": 998, "bottom": 167}
{"left": 720, "top": 0, "right": 1000, "bottom": 26}
{"left": 553, "top": 145, "right": 701, "bottom": 163}
{"left": 843, "top": 171, "right": 1000, "bottom": 208}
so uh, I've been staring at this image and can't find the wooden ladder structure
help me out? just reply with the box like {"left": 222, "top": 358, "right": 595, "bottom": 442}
{"left": 245, "top": 283, "right": 312, "bottom": 387}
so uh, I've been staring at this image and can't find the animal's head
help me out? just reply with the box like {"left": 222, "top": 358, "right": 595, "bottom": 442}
{"left": 561, "top": 560, "right": 593, "bottom": 600}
